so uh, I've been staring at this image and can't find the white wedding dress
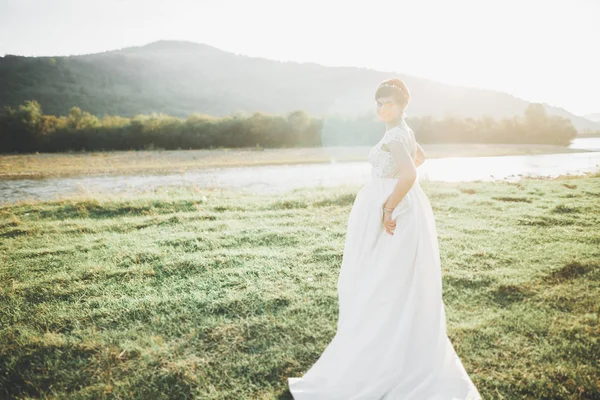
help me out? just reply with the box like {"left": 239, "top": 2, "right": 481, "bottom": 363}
{"left": 288, "top": 118, "right": 482, "bottom": 399}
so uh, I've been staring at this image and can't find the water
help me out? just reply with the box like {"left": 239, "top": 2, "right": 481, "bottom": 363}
{"left": 1, "top": 138, "right": 599, "bottom": 204}
{"left": 569, "top": 137, "right": 600, "bottom": 151}
{"left": 417, "top": 150, "right": 600, "bottom": 182}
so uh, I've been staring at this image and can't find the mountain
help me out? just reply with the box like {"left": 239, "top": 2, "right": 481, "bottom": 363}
{"left": 584, "top": 113, "right": 600, "bottom": 122}
{"left": 541, "top": 107, "right": 600, "bottom": 133}
{"left": 1, "top": 39, "right": 599, "bottom": 133}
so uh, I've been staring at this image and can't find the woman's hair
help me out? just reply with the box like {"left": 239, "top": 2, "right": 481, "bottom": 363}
{"left": 375, "top": 78, "right": 410, "bottom": 111}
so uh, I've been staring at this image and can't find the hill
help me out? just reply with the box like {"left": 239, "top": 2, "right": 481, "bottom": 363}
{"left": 584, "top": 113, "right": 600, "bottom": 122}
{"left": 1, "top": 39, "right": 599, "bottom": 133}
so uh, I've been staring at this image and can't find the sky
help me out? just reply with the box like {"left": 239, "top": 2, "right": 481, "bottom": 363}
{"left": 0, "top": 0, "right": 598, "bottom": 117}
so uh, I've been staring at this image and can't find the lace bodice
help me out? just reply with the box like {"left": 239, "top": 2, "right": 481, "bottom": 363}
{"left": 368, "top": 121, "right": 417, "bottom": 178}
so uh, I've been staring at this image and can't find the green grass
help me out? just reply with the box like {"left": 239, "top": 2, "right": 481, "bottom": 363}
{"left": 1, "top": 173, "right": 599, "bottom": 399}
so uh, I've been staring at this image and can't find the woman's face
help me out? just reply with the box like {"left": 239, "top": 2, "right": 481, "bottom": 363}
{"left": 376, "top": 95, "right": 401, "bottom": 123}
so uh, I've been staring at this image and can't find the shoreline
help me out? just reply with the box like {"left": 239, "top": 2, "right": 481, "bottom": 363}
{"left": 2, "top": 169, "right": 598, "bottom": 209}
{"left": 0, "top": 144, "right": 595, "bottom": 181}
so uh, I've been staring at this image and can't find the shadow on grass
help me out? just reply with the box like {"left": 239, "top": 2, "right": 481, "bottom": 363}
{"left": 489, "top": 283, "right": 536, "bottom": 307}
{"left": 545, "top": 261, "right": 599, "bottom": 284}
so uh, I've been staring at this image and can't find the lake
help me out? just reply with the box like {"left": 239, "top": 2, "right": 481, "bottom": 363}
{"left": 1, "top": 137, "right": 599, "bottom": 204}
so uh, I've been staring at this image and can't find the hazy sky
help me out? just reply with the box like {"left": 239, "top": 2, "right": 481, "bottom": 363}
{"left": 1, "top": 0, "right": 598, "bottom": 116}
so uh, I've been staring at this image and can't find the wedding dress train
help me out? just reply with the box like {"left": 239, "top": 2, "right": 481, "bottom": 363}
{"left": 288, "top": 119, "right": 482, "bottom": 399}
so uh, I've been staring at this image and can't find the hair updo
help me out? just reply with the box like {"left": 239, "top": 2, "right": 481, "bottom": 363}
{"left": 375, "top": 78, "right": 411, "bottom": 112}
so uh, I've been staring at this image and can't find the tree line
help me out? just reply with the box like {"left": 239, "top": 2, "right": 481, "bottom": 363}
{"left": 0, "top": 100, "right": 578, "bottom": 153}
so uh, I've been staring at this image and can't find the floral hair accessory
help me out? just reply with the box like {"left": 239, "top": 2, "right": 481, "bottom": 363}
{"left": 379, "top": 83, "right": 409, "bottom": 103}
{"left": 379, "top": 83, "right": 402, "bottom": 91}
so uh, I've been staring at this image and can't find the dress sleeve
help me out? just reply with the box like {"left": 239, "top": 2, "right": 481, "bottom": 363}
{"left": 382, "top": 127, "right": 411, "bottom": 154}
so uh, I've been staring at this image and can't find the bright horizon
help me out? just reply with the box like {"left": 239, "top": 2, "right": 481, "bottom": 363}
{"left": 0, "top": 0, "right": 598, "bottom": 117}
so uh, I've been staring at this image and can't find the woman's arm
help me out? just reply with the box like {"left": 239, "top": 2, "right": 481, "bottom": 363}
{"left": 414, "top": 142, "right": 427, "bottom": 167}
{"left": 383, "top": 140, "right": 417, "bottom": 211}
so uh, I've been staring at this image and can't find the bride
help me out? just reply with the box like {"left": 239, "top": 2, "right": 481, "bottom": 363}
{"left": 287, "top": 79, "right": 482, "bottom": 399}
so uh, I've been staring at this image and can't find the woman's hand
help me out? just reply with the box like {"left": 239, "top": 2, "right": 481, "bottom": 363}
{"left": 383, "top": 211, "right": 396, "bottom": 235}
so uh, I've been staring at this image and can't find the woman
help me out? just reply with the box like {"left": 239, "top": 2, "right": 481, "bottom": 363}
{"left": 287, "top": 79, "right": 482, "bottom": 399}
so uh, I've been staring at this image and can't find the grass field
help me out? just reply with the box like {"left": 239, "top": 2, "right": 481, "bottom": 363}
{"left": 0, "top": 143, "right": 592, "bottom": 180}
{"left": 1, "top": 172, "right": 599, "bottom": 399}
